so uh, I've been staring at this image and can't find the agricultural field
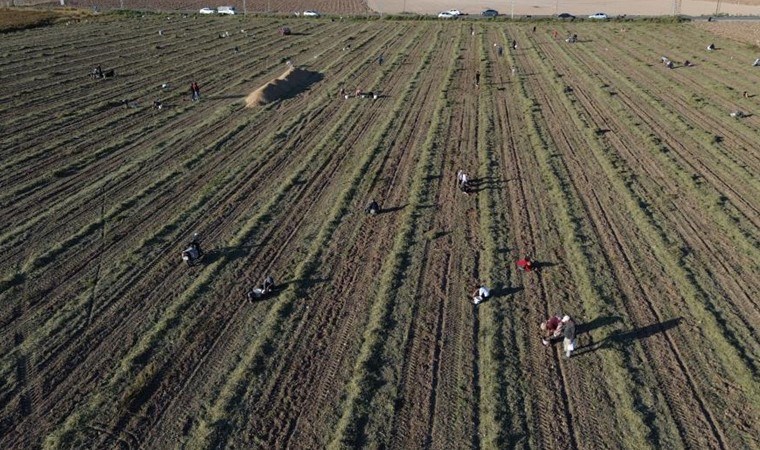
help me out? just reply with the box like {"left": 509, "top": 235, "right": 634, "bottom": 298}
{"left": 1, "top": 11, "right": 759, "bottom": 450}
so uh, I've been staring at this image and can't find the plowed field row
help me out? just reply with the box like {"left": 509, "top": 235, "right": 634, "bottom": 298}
{"left": 1, "top": 16, "right": 758, "bottom": 450}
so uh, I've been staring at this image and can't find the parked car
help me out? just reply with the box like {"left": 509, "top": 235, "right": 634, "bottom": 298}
{"left": 303, "top": 10, "right": 320, "bottom": 17}
{"left": 588, "top": 12, "right": 608, "bottom": 19}
{"left": 445, "top": 9, "right": 462, "bottom": 16}
{"left": 217, "top": 6, "right": 235, "bottom": 15}
{"left": 557, "top": 12, "right": 575, "bottom": 20}
{"left": 199, "top": 7, "right": 215, "bottom": 14}
{"left": 438, "top": 11, "right": 456, "bottom": 19}
{"left": 481, "top": 9, "right": 499, "bottom": 17}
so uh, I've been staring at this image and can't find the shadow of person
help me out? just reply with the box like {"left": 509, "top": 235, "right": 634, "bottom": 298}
{"left": 577, "top": 317, "right": 683, "bottom": 355}
{"left": 378, "top": 204, "right": 406, "bottom": 215}
{"left": 533, "top": 260, "right": 557, "bottom": 271}
{"left": 489, "top": 285, "right": 524, "bottom": 299}
{"left": 576, "top": 315, "right": 623, "bottom": 335}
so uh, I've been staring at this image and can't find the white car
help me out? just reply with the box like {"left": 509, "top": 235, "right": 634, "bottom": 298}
{"left": 303, "top": 10, "right": 320, "bottom": 17}
{"left": 217, "top": 6, "right": 236, "bottom": 15}
{"left": 199, "top": 7, "right": 215, "bottom": 14}
{"left": 588, "top": 12, "right": 608, "bottom": 19}
{"left": 438, "top": 11, "right": 456, "bottom": 19}
{"left": 446, "top": 9, "right": 462, "bottom": 16}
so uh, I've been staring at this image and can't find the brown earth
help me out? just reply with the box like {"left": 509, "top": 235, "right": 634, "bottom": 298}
{"left": 0, "top": 15, "right": 758, "bottom": 450}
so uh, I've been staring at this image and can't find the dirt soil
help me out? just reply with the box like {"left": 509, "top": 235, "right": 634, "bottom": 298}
{"left": 0, "top": 14, "right": 758, "bottom": 450}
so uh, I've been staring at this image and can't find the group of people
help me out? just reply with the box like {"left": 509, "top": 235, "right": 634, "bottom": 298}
{"left": 540, "top": 314, "right": 577, "bottom": 358}
{"left": 470, "top": 255, "right": 579, "bottom": 358}
{"left": 339, "top": 87, "right": 378, "bottom": 100}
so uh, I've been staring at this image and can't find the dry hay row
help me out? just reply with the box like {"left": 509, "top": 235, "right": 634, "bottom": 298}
{"left": 325, "top": 24, "right": 467, "bottom": 450}
{"left": 135, "top": 23, "right": 429, "bottom": 449}
{"left": 0, "top": 17, "right": 390, "bottom": 361}
{"left": 471, "top": 26, "right": 533, "bottom": 449}
{"left": 538, "top": 28, "right": 760, "bottom": 320}
{"left": 508, "top": 29, "right": 680, "bottom": 450}
{"left": 520, "top": 27, "right": 746, "bottom": 449}
{"left": 0, "top": 18, "right": 322, "bottom": 184}
{"left": 227, "top": 26, "right": 449, "bottom": 450}
{"left": 0, "top": 20, "right": 356, "bottom": 276}
{"left": 386, "top": 24, "right": 480, "bottom": 450}
{"left": 2, "top": 22, "right": 400, "bottom": 446}
{"left": 531, "top": 34, "right": 760, "bottom": 445}
{"left": 500, "top": 28, "right": 586, "bottom": 450}
{"left": 549, "top": 32, "right": 760, "bottom": 329}
{"left": 611, "top": 26, "right": 760, "bottom": 192}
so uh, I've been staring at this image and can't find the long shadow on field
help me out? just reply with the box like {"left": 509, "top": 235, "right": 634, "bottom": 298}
{"left": 576, "top": 315, "right": 622, "bottom": 335}
{"left": 578, "top": 317, "right": 682, "bottom": 355}
{"left": 469, "top": 176, "right": 504, "bottom": 193}
{"left": 281, "top": 276, "right": 331, "bottom": 292}
{"left": 490, "top": 285, "right": 523, "bottom": 300}
{"left": 378, "top": 204, "right": 406, "bottom": 215}
{"left": 532, "top": 260, "right": 557, "bottom": 271}
{"left": 203, "top": 245, "right": 258, "bottom": 263}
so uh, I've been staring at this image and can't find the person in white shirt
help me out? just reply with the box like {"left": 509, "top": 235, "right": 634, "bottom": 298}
{"left": 471, "top": 285, "right": 490, "bottom": 305}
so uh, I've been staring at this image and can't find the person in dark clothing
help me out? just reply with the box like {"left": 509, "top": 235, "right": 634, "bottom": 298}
{"left": 562, "top": 315, "right": 576, "bottom": 358}
{"left": 511, "top": 39, "right": 517, "bottom": 50}
{"left": 262, "top": 275, "right": 275, "bottom": 293}
{"left": 365, "top": 200, "right": 380, "bottom": 215}
{"left": 497, "top": 45, "right": 503, "bottom": 56}
{"left": 475, "top": 71, "right": 480, "bottom": 87}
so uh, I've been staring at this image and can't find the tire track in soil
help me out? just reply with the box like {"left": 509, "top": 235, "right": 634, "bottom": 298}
{"left": 227, "top": 28, "right": 452, "bottom": 450}
{"left": 560, "top": 33, "right": 760, "bottom": 228}
{"left": 383, "top": 25, "right": 480, "bottom": 450}
{"left": 97, "top": 23, "right": 426, "bottom": 450}
{"left": 523, "top": 31, "right": 731, "bottom": 450}
{"left": 539, "top": 37, "right": 760, "bottom": 349}
{"left": 0, "top": 20, "right": 386, "bottom": 292}
{"left": 1, "top": 29, "right": 404, "bottom": 444}
{"left": 0, "top": 19, "right": 392, "bottom": 350}
{"left": 0, "top": 19, "right": 339, "bottom": 238}
{"left": 505, "top": 28, "right": 580, "bottom": 450}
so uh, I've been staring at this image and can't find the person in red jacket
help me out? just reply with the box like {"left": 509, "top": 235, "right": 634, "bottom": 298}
{"left": 517, "top": 256, "right": 534, "bottom": 272}
{"left": 540, "top": 315, "right": 564, "bottom": 346}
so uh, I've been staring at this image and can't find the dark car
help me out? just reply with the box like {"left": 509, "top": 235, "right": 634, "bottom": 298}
{"left": 557, "top": 13, "right": 575, "bottom": 20}
{"left": 481, "top": 9, "right": 499, "bottom": 17}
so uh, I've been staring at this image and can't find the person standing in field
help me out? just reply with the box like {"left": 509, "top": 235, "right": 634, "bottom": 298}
{"left": 511, "top": 39, "right": 517, "bottom": 50}
{"left": 497, "top": 45, "right": 503, "bottom": 56}
{"left": 475, "top": 71, "right": 480, "bottom": 87}
{"left": 562, "top": 315, "right": 576, "bottom": 358}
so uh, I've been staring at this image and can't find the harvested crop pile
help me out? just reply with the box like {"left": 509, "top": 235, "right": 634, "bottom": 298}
{"left": 245, "top": 67, "right": 321, "bottom": 107}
